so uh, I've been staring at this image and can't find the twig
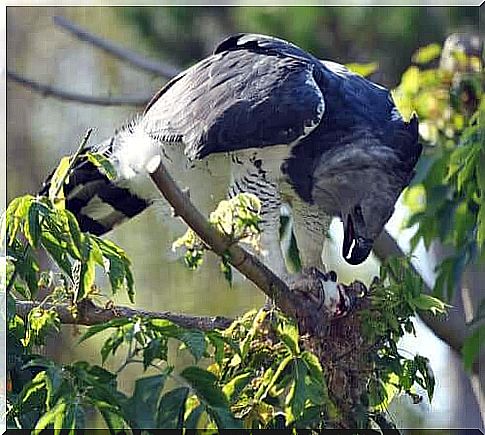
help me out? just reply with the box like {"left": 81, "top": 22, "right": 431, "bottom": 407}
{"left": 53, "top": 15, "right": 181, "bottom": 79}
{"left": 149, "top": 163, "right": 305, "bottom": 319}
{"left": 7, "top": 70, "right": 150, "bottom": 107}
{"left": 15, "top": 299, "right": 233, "bottom": 332}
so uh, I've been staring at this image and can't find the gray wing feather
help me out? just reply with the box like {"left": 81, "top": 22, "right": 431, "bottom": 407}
{"left": 142, "top": 49, "right": 325, "bottom": 160}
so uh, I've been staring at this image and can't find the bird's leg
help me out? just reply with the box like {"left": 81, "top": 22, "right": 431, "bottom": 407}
{"left": 291, "top": 201, "right": 328, "bottom": 271}
{"left": 258, "top": 218, "right": 290, "bottom": 280}
{"left": 259, "top": 216, "right": 289, "bottom": 313}
{"left": 290, "top": 202, "right": 353, "bottom": 316}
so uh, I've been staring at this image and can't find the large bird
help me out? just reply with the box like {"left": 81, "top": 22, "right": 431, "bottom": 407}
{"left": 42, "top": 34, "right": 421, "bottom": 299}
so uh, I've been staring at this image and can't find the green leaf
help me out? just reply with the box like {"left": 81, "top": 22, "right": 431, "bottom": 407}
{"left": 143, "top": 338, "right": 168, "bottom": 370}
{"left": 206, "top": 332, "right": 225, "bottom": 367}
{"left": 48, "top": 156, "right": 73, "bottom": 208}
{"left": 256, "top": 354, "right": 293, "bottom": 401}
{"left": 367, "top": 377, "right": 388, "bottom": 408}
{"left": 412, "top": 43, "right": 442, "bottom": 64}
{"left": 277, "top": 320, "right": 300, "bottom": 355}
{"left": 180, "top": 366, "right": 228, "bottom": 408}
{"left": 86, "top": 152, "right": 117, "bottom": 180}
{"left": 100, "top": 331, "right": 125, "bottom": 364}
{"left": 220, "top": 255, "right": 233, "bottom": 286}
{"left": 57, "top": 399, "right": 77, "bottom": 433}
{"left": 44, "top": 364, "right": 65, "bottom": 408}
{"left": 478, "top": 205, "right": 485, "bottom": 252}
{"left": 400, "top": 359, "right": 416, "bottom": 390}
{"left": 301, "top": 351, "right": 326, "bottom": 387}
{"left": 240, "top": 308, "right": 268, "bottom": 358}
{"left": 94, "top": 236, "right": 134, "bottom": 300}
{"left": 24, "top": 307, "right": 60, "bottom": 348}
{"left": 25, "top": 201, "right": 42, "bottom": 248}
{"left": 21, "top": 371, "right": 48, "bottom": 404}
{"left": 32, "top": 398, "right": 67, "bottom": 433}
{"left": 129, "top": 374, "right": 168, "bottom": 428}
{"left": 156, "top": 387, "right": 189, "bottom": 429}
{"left": 462, "top": 325, "right": 485, "bottom": 372}
{"left": 184, "top": 402, "right": 205, "bottom": 429}
{"left": 3, "top": 195, "right": 34, "bottom": 245}
{"left": 76, "top": 253, "right": 96, "bottom": 302}
{"left": 285, "top": 358, "right": 307, "bottom": 424}
{"left": 180, "top": 330, "right": 207, "bottom": 362}
{"left": 345, "top": 62, "right": 378, "bottom": 77}
{"left": 78, "top": 317, "right": 132, "bottom": 343}
{"left": 400, "top": 66, "right": 420, "bottom": 95}
{"left": 222, "top": 372, "right": 252, "bottom": 402}
{"left": 94, "top": 400, "right": 129, "bottom": 433}
{"left": 414, "top": 355, "right": 435, "bottom": 402}
{"left": 410, "top": 294, "right": 449, "bottom": 315}
{"left": 40, "top": 232, "right": 72, "bottom": 278}
{"left": 207, "top": 406, "right": 243, "bottom": 429}
{"left": 64, "top": 209, "right": 84, "bottom": 260}
{"left": 149, "top": 318, "right": 182, "bottom": 336}
{"left": 107, "top": 253, "right": 128, "bottom": 293}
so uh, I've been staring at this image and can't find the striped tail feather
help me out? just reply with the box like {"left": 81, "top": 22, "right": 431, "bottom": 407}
{"left": 40, "top": 121, "right": 160, "bottom": 236}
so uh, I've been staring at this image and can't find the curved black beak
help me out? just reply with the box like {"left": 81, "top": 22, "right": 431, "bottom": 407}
{"left": 342, "top": 214, "right": 373, "bottom": 265}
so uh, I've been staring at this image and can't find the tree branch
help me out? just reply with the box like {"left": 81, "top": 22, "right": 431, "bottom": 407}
{"left": 53, "top": 15, "right": 180, "bottom": 79}
{"left": 148, "top": 165, "right": 310, "bottom": 319}
{"left": 7, "top": 70, "right": 150, "bottom": 107}
{"left": 15, "top": 299, "right": 233, "bottom": 332}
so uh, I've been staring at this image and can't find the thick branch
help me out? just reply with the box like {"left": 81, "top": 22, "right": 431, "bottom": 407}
{"left": 54, "top": 16, "right": 180, "bottom": 79}
{"left": 15, "top": 299, "right": 233, "bottom": 332}
{"left": 149, "top": 165, "right": 306, "bottom": 319}
{"left": 7, "top": 70, "right": 149, "bottom": 107}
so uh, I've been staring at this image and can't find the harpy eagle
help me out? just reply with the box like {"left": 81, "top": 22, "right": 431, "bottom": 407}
{"left": 42, "top": 34, "right": 421, "bottom": 312}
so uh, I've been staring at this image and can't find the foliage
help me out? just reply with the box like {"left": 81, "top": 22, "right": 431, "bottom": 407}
{"left": 2, "top": 194, "right": 134, "bottom": 305}
{"left": 393, "top": 41, "right": 484, "bottom": 370}
{"left": 362, "top": 257, "right": 447, "bottom": 409}
{"left": 5, "top": 162, "right": 447, "bottom": 432}
{"left": 172, "top": 193, "right": 261, "bottom": 283}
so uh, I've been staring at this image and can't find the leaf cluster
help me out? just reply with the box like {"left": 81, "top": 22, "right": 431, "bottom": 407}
{"left": 361, "top": 257, "right": 446, "bottom": 410}
{"left": 395, "top": 43, "right": 484, "bottom": 297}
{"left": 394, "top": 41, "right": 484, "bottom": 371}
{"left": 172, "top": 193, "right": 262, "bottom": 283}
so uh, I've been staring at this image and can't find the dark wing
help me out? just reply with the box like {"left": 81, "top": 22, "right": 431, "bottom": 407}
{"left": 142, "top": 34, "right": 325, "bottom": 160}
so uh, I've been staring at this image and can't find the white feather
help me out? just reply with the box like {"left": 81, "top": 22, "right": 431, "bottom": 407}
{"left": 111, "top": 120, "right": 161, "bottom": 180}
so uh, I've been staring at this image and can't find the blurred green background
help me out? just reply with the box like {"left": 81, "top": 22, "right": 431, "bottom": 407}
{"left": 6, "top": 6, "right": 482, "bottom": 429}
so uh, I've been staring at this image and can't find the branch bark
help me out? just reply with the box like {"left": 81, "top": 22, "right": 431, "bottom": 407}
{"left": 7, "top": 70, "right": 150, "bottom": 107}
{"left": 15, "top": 299, "right": 233, "bottom": 332}
{"left": 53, "top": 15, "right": 180, "bottom": 79}
{"left": 148, "top": 165, "right": 305, "bottom": 318}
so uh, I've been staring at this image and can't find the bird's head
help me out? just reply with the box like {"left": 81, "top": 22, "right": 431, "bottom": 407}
{"left": 310, "top": 123, "right": 421, "bottom": 266}
{"left": 340, "top": 193, "right": 395, "bottom": 265}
